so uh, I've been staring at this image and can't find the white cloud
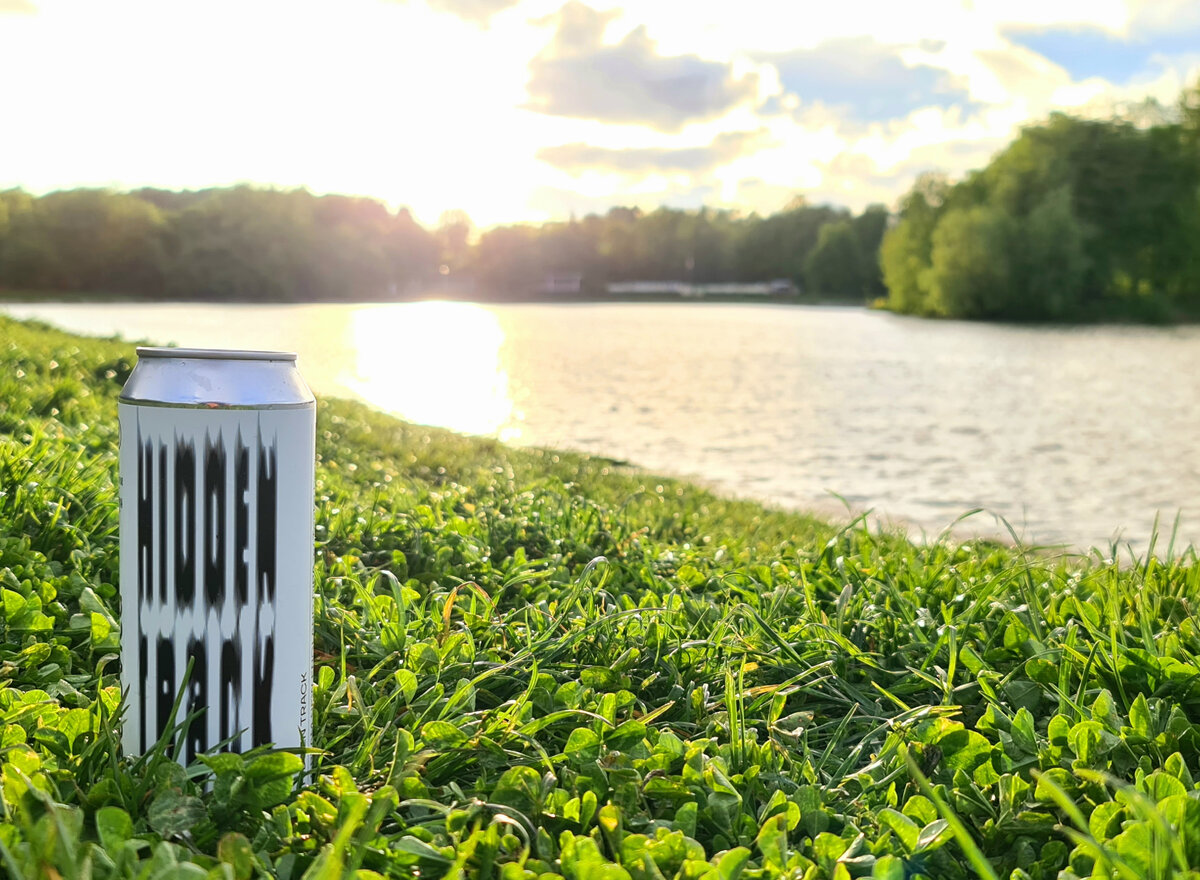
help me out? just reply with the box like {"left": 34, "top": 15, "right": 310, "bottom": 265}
{"left": 524, "top": 1, "right": 758, "bottom": 131}
{"left": 527, "top": 180, "right": 717, "bottom": 218}
{"left": 1125, "top": 0, "right": 1200, "bottom": 35}
{"left": 730, "top": 178, "right": 800, "bottom": 215}
{"left": 971, "top": 0, "right": 1128, "bottom": 32}
{"left": 424, "top": 0, "right": 519, "bottom": 25}
{"left": 536, "top": 129, "right": 772, "bottom": 175}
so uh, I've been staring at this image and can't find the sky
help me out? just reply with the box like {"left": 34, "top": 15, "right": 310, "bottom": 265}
{"left": 2, "top": 0, "right": 1199, "bottom": 228}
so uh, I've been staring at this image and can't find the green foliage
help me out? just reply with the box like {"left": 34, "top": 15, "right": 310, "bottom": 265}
{"left": 882, "top": 79, "right": 1200, "bottom": 321}
{"left": 1013, "top": 187, "right": 1090, "bottom": 319}
{"left": 0, "top": 189, "right": 167, "bottom": 294}
{"left": 879, "top": 176, "right": 946, "bottom": 315}
{"left": 0, "top": 189, "right": 888, "bottom": 302}
{"left": 879, "top": 219, "right": 927, "bottom": 314}
{"left": 473, "top": 200, "right": 883, "bottom": 296}
{"left": 733, "top": 201, "right": 850, "bottom": 287}
{"left": 7, "top": 316, "right": 1200, "bottom": 877}
{"left": 804, "top": 221, "right": 867, "bottom": 299}
{"left": 851, "top": 204, "right": 889, "bottom": 300}
{"left": 923, "top": 204, "right": 1017, "bottom": 318}
{"left": 0, "top": 186, "right": 439, "bottom": 301}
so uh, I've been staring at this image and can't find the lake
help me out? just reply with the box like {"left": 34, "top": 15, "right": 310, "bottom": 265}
{"left": 5, "top": 300, "right": 1198, "bottom": 553}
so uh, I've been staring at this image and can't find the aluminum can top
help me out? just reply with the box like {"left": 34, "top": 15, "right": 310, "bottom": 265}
{"left": 135, "top": 346, "right": 298, "bottom": 362}
{"left": 120, "top": 346, "right": 315, "bottom": 409}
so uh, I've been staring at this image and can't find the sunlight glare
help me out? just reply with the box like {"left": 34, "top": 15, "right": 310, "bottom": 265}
{"left": 341, "top": 302, "right": 516, "bottom": 437}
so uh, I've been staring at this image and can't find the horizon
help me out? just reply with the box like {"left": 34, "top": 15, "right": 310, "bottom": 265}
{"left": 2, "top": 0, "right": 1199, "bottom": 229}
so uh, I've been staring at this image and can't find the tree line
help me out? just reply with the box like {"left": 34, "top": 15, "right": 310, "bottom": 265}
{"left": 881, "top": 83, "right": 1200, "bottom": 321}
{"left": 470, "top": 201, "right": 889, "bottom": 297}
{"left": 0, "top": 187, "right": 438, "bottom": 302}
{"left": 8, "top": 81, "right": 1198, "bottom": 317}
{"left": 0, "top": 185, "right": 889, "bottom": 302}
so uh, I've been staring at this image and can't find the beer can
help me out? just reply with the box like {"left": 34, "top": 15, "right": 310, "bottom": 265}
{"left": 118, "top": 347, "right": 315, "bottom": 762}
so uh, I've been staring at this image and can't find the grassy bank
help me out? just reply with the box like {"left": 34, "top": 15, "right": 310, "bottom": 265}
{"left": 2, "top": 316, "right": 1200, "bottom": 879}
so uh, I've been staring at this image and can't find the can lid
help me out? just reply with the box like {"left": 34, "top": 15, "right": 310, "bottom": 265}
{"left": 136, "top": 346, "right": 298, "bottom": 362}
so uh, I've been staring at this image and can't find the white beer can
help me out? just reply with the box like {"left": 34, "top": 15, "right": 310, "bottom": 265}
{"left": 118, "top": 348, "right": 315, "bottom": 761}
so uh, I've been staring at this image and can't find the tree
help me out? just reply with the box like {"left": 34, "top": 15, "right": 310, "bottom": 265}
{"left": 880, "top": 90, "right": 1200, "bottom": 321}
{"left": 473, "top": 225, "right": 540, "bottom": 291}
{"left": 735, "top": 203, "right": 847, "bottom": 282}
{"left": 1011, "top": 187, "right": 1090, "bottom": 319}
{"left": 167, "top": 187, "right": 321, "bottom": 301}
{"left": 0, "top": 190, "right": 55, "bottom": 290}
{"left": 880, "top": 221, "right": 929, "bottom": 314}
{"left": 852, "top": 204, "right": 889, "bottom": 299}
{"left": 0, "top": 180, "right": 910, "bottom": 303}
{"left": 986, "top": 114, "right": 1191, "bottom": 302}
{"left": 804, "top": 221, "right": 868, "bottom": 299}
{"left": 32, "top": 190, "right": 167, "bottom": 294}
{"left": 387, "top": 208, "right": 439, "bottom": 294}
{"left": 923, "top": 205, "right": 1016, "bottom": 318}
{"left": 435, "top": 210, "right": 474, "bottom": 274}
{"left": 880, "top": 175, "right": 948, "bottom": 315}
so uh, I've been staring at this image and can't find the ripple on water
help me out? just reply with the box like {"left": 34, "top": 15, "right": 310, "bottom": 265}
{"left": 6, "top": 301, "right": 1200, "bottom": 552}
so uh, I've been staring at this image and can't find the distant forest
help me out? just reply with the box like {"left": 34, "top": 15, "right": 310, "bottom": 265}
{"left": 0, "top": 186, "right": 888, "bottom": 303}
{"left": 4, "top": 81, "right": 1200, "bottom": 319}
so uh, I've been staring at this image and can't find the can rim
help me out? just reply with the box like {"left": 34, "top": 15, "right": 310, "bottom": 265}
{"left": 135, "top": 346, "right": 298, "bottom": 362}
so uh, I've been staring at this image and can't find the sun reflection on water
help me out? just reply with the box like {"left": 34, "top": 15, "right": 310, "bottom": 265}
{"left": 340, "top": 301, "right": 518, "bottom": 438}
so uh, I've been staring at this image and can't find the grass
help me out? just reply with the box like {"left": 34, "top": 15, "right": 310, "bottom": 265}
{"left": 2, "top": 314, "right": 1200, "bottom": 879}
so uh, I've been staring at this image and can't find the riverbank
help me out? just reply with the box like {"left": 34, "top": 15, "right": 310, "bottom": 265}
{"left": 2, "top": 315, "right": 1197, "bottom": 878}
{"left": 871, "top": 294, "right": 1200, "bottom": 326}
{"left": 10, "top": 287, "right": 1200, "bottom": 326}
{"left": 11, "top": 287, "right": 1200, "bottom": 325}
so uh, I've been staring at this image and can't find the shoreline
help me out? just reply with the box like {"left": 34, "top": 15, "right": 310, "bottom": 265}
{"left": 0, "top": 288, "right": 861, "bottom": 308}
{"left": 6, "top": 289, "right": 1197, "bottom": 328}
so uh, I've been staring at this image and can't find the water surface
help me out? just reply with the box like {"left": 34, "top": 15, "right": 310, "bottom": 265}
{"left": 5, "top": 300, "right": 1198, "bottom": 552}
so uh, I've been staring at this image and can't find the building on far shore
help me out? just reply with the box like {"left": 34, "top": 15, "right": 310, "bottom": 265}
{"left": 606, "top": 279, "right": 798, "bottom": 298}
{"left": 606, "top": 281, "right": 698, "bottom": 298}
{"left": 538, "top": 273, "right": 585, "bottom": 296}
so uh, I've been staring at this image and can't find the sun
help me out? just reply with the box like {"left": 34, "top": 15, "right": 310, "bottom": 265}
{"left": 339, "top": 301, "right": 517, "bottom": 437}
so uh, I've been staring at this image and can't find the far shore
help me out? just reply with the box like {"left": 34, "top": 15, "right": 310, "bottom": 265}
{"left": 6, "top": 290, "right": 1199, "bottom": 327}
{"left": 0, "top": 288, "right": 863, "bottom": 308}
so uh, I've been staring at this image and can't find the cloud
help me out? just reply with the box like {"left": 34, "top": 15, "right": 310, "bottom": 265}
{"left": 524, "top": 1, "right": 759, "bottom": 132}
{"left": 425, "top": 0, "right": 518, "bottom": 26}
{"left": 1001, "top": 24, "right": 1200, "bottom": 82}
{"left": 975, "top": 46, "right": 1066, "bottom": 101}
{"left": 536, "top": 129, "right": 771, "bottom": 175}
{"left": 1125, "top": 0, "right": 1200, "bottom": 35}
{"left": 528, "top": 182, "right": 717, "bottom": 217}
{"left": 734, "top": 178, "right": 805, "bottom": 214}
{"left": 759, "top": 37, "right": 978, "bottom": 125}
{"left": 0, "top": 0, "right": 36, "bottom": 12}
{"left": 809, "top": 136, "right": 1008, "bottom": 210}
